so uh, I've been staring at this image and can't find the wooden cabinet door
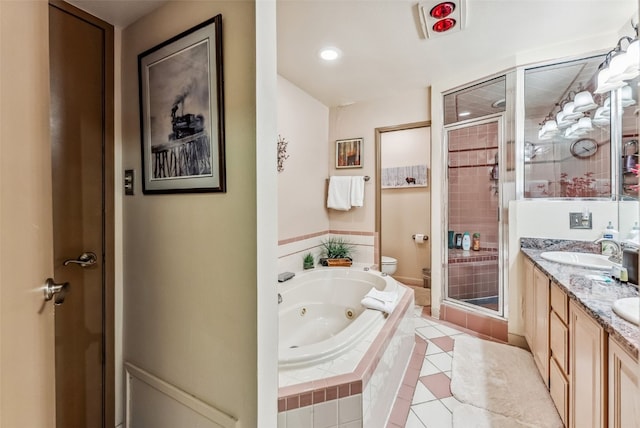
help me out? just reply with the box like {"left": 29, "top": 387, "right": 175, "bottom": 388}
{"left": 523, "top": 257, "right": 535, "bottom": 349}
{"left": 570, "top": 301, "right": 606, "bottom": 428}
{"left": 532, "top": 266, "right": 550, "bottom": 385}
{"left": 609, "top": 338, "right": 640, "bottom": 428}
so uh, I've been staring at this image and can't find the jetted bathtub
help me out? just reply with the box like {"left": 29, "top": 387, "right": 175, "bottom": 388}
{"left": 278, "top": 267, "right": 399, "bottom": 369}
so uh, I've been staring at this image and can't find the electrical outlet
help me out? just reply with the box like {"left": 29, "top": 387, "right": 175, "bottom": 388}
{"left": 569, "top": 212, "right": 592, "bottom": 229}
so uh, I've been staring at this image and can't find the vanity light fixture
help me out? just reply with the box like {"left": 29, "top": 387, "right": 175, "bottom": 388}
{"left": 595, "top": 22, "right": 640, "bottom": 93}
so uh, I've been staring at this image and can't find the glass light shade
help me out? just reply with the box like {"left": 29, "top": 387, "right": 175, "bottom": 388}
{"left": 623, "top": 39, "right": 640, "bottom": 77}
{"left": 556, "top": 111, "right": 575, "bottom": 129}
{"left": 595, "top": 67, "right": 627, "bottom": 93}
{"left": 573, "top": 91, "right": 598, "bottom": 112}
{"left": 621, "top": 84, "right": 636, "bottom": 107}
{"left": 538, "top": 128, "right": 552, "bottom": 140}
{"left": 575, "top": 116, "right": 593, "bottom": 132}
{"left": 607, "top": 51, "right": 630, "bottom": 83}
{"left": 542, "top": 120, "right": 558, "bottom": 134}
{"left": 562, "top": 101, "right": 583, "bottom": 120}
{"left": 592, "top": 106, "right": 610, "bottom": 126}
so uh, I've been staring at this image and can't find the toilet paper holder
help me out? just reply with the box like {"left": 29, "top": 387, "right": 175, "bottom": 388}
{"left": 411, "top": 234, "right": 429, "bottom": 241}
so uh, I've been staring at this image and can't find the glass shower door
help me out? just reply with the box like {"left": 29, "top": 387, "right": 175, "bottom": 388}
{"left": 445, "top": 116, "right": 503, "bottom": 315}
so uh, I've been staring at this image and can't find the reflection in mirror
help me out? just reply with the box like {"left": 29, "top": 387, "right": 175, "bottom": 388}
{"left": 524, "top": 55, "right": 611, "bottom": 198}
{"left": 621, "top": 75, "right": 639, "bottom": 200}
{"left": 618, "top": 75, "right": 639, "bottom": 238}
{"left": 444, "top": 76, "right": 506, "bottom": 125}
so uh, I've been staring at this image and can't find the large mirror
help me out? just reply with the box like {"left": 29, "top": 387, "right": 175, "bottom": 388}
{"left": 523, "top": 55, "right": 611, "bottom": 199}
{"left": 523, "top": 54, "right": 639, "bottom": 238}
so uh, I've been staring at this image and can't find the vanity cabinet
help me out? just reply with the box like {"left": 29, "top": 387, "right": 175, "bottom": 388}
{"left": 549, "top": 282, "right": 569, "bottom": 426}
{"left": 569, "top": 300, "right": 606, "bottom": 428}
{"left": 523, "top": 259, "right": 550, "bottom": 385}
{"left": 608, "top": 337, "right": 640, "bottom": 427}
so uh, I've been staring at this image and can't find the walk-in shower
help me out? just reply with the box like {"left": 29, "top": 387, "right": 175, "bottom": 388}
{"left": 443, "top": 76, "right": 507, "bottom": 315}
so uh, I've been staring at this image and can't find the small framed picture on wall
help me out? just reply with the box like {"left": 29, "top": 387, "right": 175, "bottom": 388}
{"left": 336, "top": 138, "right": 363, "bottom": 169}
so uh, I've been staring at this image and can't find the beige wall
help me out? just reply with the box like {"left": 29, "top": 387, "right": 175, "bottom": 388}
{"left": 381, "top": 126, "right": 431, "bottom": 285}
{"left": 277, "top": 75, "right": 330, "bottom": 240}
{"left": 0, "top": 1, "right": 56, "bottom": 427}
{"left": 328, "top": 89, "right": 431, "bottom": 234}
{"left": 121, "top": 2, "right": 260, "bottom": 426}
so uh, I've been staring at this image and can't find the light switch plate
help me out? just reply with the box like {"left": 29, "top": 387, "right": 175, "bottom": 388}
{"left": 569, "top": 212, "right": 592, "bottom": 229}
{"left": 124, "top": 169, "right": 134, "bottom": 196}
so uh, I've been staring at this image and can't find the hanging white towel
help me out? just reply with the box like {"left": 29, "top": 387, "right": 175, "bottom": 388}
{"left": 327, "top": 176, "right": 352, "bottom": 210}
{"left": 361, "top": 287, "right": 399, "bottom": 315}
{"left": 350, "top": 176, "right": 365, "bottom": 207}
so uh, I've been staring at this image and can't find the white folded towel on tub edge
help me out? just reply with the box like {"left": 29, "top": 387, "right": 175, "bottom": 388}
{"left": 361, "top": 287, "right": 399, "bottom": 315}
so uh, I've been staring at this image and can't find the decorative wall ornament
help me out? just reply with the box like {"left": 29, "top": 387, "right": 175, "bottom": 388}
{"left": 277, "top": 135, "right": 290, "bottom": 172}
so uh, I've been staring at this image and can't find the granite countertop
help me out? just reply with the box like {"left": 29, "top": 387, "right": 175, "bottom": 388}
{"left": 520, "top": 238, "right": 639, "bottom": 359}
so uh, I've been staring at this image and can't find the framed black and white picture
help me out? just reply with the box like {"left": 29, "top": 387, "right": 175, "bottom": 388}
{"left": 138, "top": 14, "right": 225, "bottom": 194}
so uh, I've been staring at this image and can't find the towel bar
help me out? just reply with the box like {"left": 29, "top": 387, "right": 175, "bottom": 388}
{"left": 326, "top": 175, "right": 370, "bottom": 182}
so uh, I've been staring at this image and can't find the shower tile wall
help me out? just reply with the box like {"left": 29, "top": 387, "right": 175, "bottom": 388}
{"left": 448, "top": 123, "right": 499, "bottom": 247}
{"left": 447, "top": 122, "right": 499, "bottom": 302}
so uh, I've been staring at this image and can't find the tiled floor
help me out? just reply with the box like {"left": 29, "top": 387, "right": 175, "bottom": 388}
{"left": 386, "top": 306, "right": 507, "bottom": 428}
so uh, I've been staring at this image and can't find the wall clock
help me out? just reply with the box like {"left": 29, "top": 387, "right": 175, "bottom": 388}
{"left": 570, "top": 138, "right": 598, "bottom": 158}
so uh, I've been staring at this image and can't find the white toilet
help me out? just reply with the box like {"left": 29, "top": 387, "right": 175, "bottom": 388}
{"left": 381, "top": 256, "right": 397, "bottom": 275}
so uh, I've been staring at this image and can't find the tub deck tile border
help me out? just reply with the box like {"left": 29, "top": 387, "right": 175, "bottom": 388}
{"left": 277, "top": 284, "right": 413, "bottom": 412}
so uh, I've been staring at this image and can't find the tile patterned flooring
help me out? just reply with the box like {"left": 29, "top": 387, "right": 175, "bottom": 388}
{"left": 386, "top": 306, "right": 507, "bottom": 428}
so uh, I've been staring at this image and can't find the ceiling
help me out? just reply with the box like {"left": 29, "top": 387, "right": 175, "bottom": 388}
{"left": 67, "top": 0, "right": 637, "bottom": 109}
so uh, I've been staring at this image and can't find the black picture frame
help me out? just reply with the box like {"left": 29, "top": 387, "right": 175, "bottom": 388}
{"left": 138, "top": 14, "right": 225, "bottom": 194}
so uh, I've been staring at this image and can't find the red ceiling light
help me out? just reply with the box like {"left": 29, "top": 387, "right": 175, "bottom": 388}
{"left": 430, "top": 2, "right": 455, "bottom": 19}
{"left": 419, "top": 0, "right": 466, "bottom": 39}
{"left": 433, "top": 18, "right": 456, "bottom": 33}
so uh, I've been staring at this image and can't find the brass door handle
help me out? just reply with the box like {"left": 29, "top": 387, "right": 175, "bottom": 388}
{"left": 63, "top": 252, "right": 97, "bottom": 267}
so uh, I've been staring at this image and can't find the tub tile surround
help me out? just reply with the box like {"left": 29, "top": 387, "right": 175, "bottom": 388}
{"left": 278, "top": 231, "right": 376, "bottom": 274}
{"left": 278, "top": 284, "right": 415, "bottom": 428}
{"left": 521, "top": 238, "right": 639, "bottom": 358}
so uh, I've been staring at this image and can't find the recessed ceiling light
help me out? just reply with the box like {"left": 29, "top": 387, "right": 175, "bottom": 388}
{"left": 319, "top": 47, "right": 341, "bottom": 61}
{"left": 459, "top": 111, "right": 471, "bottom": 117}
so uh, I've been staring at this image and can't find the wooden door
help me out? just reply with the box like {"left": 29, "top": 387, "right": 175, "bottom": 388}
{"left": 0, "top": 1, "right": 56, "bottom": 426}
{"left": 49, "top": 2, "right": 114, "bottom": 427}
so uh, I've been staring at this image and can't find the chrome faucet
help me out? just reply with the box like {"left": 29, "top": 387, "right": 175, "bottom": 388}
{"left": 593, "top": 237, "right": 622, "bottom": 263}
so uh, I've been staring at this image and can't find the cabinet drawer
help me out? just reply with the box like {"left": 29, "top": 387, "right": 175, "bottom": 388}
{"left": 550, "top": 282, "right": 568, "bottom": 323}
{"left": 550, "top": 311, "right": 569, "bottom": 374}
{"left": 550, "top": 357, "right": 569, "bottom": 427}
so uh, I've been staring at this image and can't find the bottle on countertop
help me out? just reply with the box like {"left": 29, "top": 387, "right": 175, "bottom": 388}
{"left": 462, "top": 232, "right": 471, "bottom": 251}
{"left": 601, "top": 221, "right": 619, "bottom": 256}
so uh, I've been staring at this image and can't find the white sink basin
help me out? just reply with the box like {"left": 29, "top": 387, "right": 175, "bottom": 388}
{"left": 540, "top": 251, "right": 618, "bottom": 270}
{"left": 613, "top": 297, "right": 640, "bottom": 325}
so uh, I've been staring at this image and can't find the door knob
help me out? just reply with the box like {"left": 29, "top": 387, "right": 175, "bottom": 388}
{"left": 44, "top": 278, "right": 69, "bottom": 305}
{"left": 63, "top": 252, "right": 97, "bottom": 267}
